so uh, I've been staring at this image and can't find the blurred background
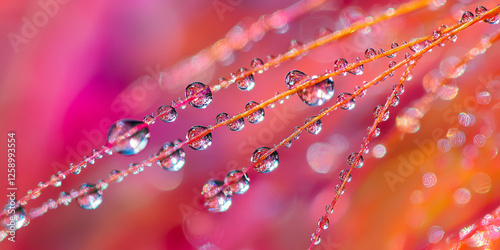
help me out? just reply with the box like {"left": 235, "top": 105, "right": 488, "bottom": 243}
{"left": 1, "top": 0, "right": 499, "bottom": 249}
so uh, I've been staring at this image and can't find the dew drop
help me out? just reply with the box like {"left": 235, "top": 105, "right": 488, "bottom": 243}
{"left": 318, "top": 216, "right": 329, "bottom": 230}
{"left": 1, "top": 205, "right": 26, "bottom": 229}
{"left": 185, "top": 82, "right": 212, "bottom": 109}
{"left": 228, "top": 117, "right": 245, "bottom": 131}
{"left": 250, "top": 58, "right": 265, "bottom": 73}
{"left": 224, "top": 170, "right": 250, "bottom": 195}
{"left": 304, "top": 117, "right": 322, "bottom": 135}
{"left": 335, "top": 184, "right": 345, "bottom": 195}
{"left": 293, "top": 126, "right": 301, "bottom": 140}
{"left": 349, "top": 57, "right": 364, "bottom": 75}
{"left": 245, "top": 101, "right": 265, "bottom": 124}
{"left": 337, "top": 92, "right": 355, "bottom": 110}
{"left": 355, "top": 85, "right": 367, "bottom": 97}
{"left": 109, "top": 170, "right": 123, "bottom": 183}
{"left": 393, "top": 83, "right": 404, "bottom": 95}
{"left": 476, "top": 91, "right": 491, "bottom": 105}
{"left": 365, "top": 48, "right": 376, "bottom": 59}
{"left": 202, "top": 179, "right": 232, "bottom": 212}
{"left": 107, "top": 119, "right": 150, "bottom": 155}
{"left": 286, "top": 71, "right": 335, "bottom": 106}
{"left": 57, "top": 192, "right": 71, "bottom": 206}
{"left": 374, "top": 105, "right": 389, "bottom": 121}
{"left": 325, "top": 204, "right": 334, "bottom": 214}
{"left": 157, "top": 142, "right": 185, "bottom": 171}
{"left": 460, "top": 11, "right": 474, "bottom": 24}
{"left": 311, "top": 233, "right": 321, "bottom": 245}
{"left": 50, "top": 175, "right": 62, "bottom": 187}
{"left": 216, "top": 112, "right": 230, "bottom": 124}
{"left": 334, "top": 58, "right": 348, "bottom": 76}
{"left": 389, "top": 42, "right": 398, "bottom": 58}
{"left": 186, "top": 126, "right": 212, "bottom": 150}
{"left": 76, "top": 184, "right": 103, "bottom": 210}
{"left": 251, "top": 147, "right": 279, "bottom": 173}
{"left": 314, "top": 27, "right": 332, "bottom": 39}
{"left": 390, "top": 96, "right": 400, "bottom": 107}
{"left": 157, "top": 105, "right": 177, "bottom": 123}
{"left": 236, "top": 68, "right": 255, "bottom": 91}
{"left": 388, "top": 61, "right": 397, "bottom": 77}
{"left": 339, "top": 169, "right": 352, "bottom": 182}
{"left": 285, "top": 70, "right": 307, "bottom": 90}
{"left": 347, "top": 153, "right": 364, "bottom": 168}
{"left": 143, "top": 114, "right": 155, "bottom": 124}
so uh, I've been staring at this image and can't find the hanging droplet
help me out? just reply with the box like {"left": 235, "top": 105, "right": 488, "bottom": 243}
{"left": 57, "top": 192, "right": 71, "bottom": 206}
{"left": 251, "top": 147, "right": 279, "bottom": 173}
{"left": 143, "top": 114, "right": 155, "bottom": 124}
{"left": 245, "top": 101, "right": 265, "bottom": 124}
{"left": 76, "top": 184, "right": 103, "bottom": 210}
{"left": 325, "top": 204, "right": 334, "bottom": 214}
{"left": 236, "top": 68, "right": 255, "bottom": 91}
{"left": 250, "top": 58, "right": 265, "bottom": 73}
{"left": 390, "top": 96, "right": 400, "bottom": 107}
{"left": 293, "top": 126, "right": 301, "bottom": 140}
{"left": 388, "top": 61, "right": 396, "bottom": 77}
{"left": 374, "top": 105, "right": 390, "bottom": 121}
{"left": 284, "top": 140, "right": 292, "bottom": 148}
{"left": 365, "top": 48, "right": 377, "bottom": 58}
{"left": 409, "top": 39, "right": 428, "bottom": 53}
{"left": 50, "top": 175, "right": 62, "bottom": 187}
{"left": 460, "top": 11, "right": 474, "bottom": 24}
{"left": 337, "top": 93, "right": 355, "bottom": 110}
{"left": 284, "top": 69, "right": 308, "bottom": 90}
{"left": 109, "top": 170, "right": 123, "bottom": 183}
{"left": 228, "top": 117, "right": 245, "bottom": 131}
{"left": 318, "top": 216, "right": 329, "bottom": 230}
{"left": 288, "top": 39, "right": 303, "bottom": 52}
{"left": 349, "top": 57, "right": 364, "bottom": 75}
{"left": 334, "top": 58, "right": 348, "bottom": 76}
{"left": 1, "top": 205, "right": 26, "bottom": 229}
{"left": 224, "top": 170, "right": 250, "bottom": 195}
{"left": 335, "top": 184, "right": 346, "bottom": 195}
{"left": 372, "top": 127, "right": 381, "bottom": 137}
{"left": 393, "top": 83, "right": 404, "bottom": 95}
{"left": 157, "top": 142, "right": 185, "bottom": 171}
{"left": 202, "top": 180, "right": 232, "bottom": 212}
{"left": 129, "top": 163, "right": 144, "bottom": 174}
{"left": 339, "top": 169, "right": 352, "bottom": 182}
{"left": 304, "top": 117, "right": 322, "bottom": 134}
{"left": 285, "top": 70, "right": 334, "bottom": 106}
{"left": 216, "top": 112, "right": 230, "bottom": 124}
{"left": 186, "top": 126, "right": 212, "bottom": 150}
{"left": 378, "top": 48, "right": 385, "bottom": 55}
{"left": 347, "top": 153, "right": 364, "bottom": 168}
{"left": 96, "top": 180, "right": 108, "bottom": 191}
{"left": 388, "top": 42, "right": 398, "bottom": 58}
{"left": 314, "top": 27, "right": 332, "bottom": 39}
{"left": 355, "top": 85, "right": 367, "bottom": 97}
{"left": 311, "top": 233, "right": 321, "bottom": 245}
{"left": 185, "top": 82, "right": 213, "bottom": 109}
{"left": 157, "top": 105, "right": 177, "bottom": 123}
{"left": 107, "top": 119, "right": 150, "bottom": 155}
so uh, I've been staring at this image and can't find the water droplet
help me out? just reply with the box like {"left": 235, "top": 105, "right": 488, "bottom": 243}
{"left": 143, "top": 114, "right": 155, "bottom": 124}
{"left": 245, "top": 101, "right": 265, "bottom": 124}
{"left": 251, "top": 147, "right": 279, "bottom": 173}
{"left": 288, "top": 39, "right": 303, "bottom": 51}
{"left": 185, "top": 82, "right": 212, "bottom": 109}
{"left": 325, "top": 205, "right": 334, "bottom": 214}
{"left": 337, "top": 93, "right": 355, "bottom": 110}
{"left": 374, "top": 105, "right": 389, "bottom": 121}
{"left": 228, "top": 117, "right": 245, "bottom": 131}
{"left": 109, "top": 170, "right": 123, "bottom": 183}
{"left": 1, "top": 205, "right": 26, "bottom": 229}
{"left": 349, "top": 57, "right": 364, "bottom": 75}
{"left": 347, "top": 153, "right": 364, "bottom": 168}
{"left": 157, "top": 142, "right": 185, "bottom": 171}
{"left": 236, "top": 68, "right": 255, "bottom": 91}
{"left": 284, "top": 140, "right": 292, "bottom": 148}
{"left": 216, "top": 112, "right": 230, "bottom": 124}
{"left": 57, "top": 192, "right": 71, "bottom": 206}
{"left": 294, "top": 74, "right": 334, "bottom": 106}
{"left": 27, "top": 189, "right": 41, "bottom": 199}
{"left": 186, "top": 126, "right": 212, "bottom": 150}
{"left": 388, "top": 42, "right": 398, "bottom": 58}
{"left": 378, "top": 48, "right": 385, "bottom": 55}
{"left": 50, "top": 175, "right": 62, "bottom": 187}
{"left": 393, "top": 83, "right": 404, "bottom": 95}
{"left": 388, "top": 61, "right": 396, "bottom": 77}
{"left": 339, "top": 169, "right": 352, "bottom": 182}
{"left": 372, "top": 127, "right": 381, "bottom": 137}
{"left": 250, "top": 58, "right": 265, "bottom": 73}
{"left": 335, "top": 184, "right": 345, "bottom": 194}
{"left": 76, "top": 184, "right": 103, "bottom": 210}
{"left": 96, "top": 180, "right": 108, "bottom": 191}
{"left": 365, "top": 48, "right": 376, "bottom": 58}
{"left": 285, "top": 69, "right": 307, "bottom": 90}
{"left": 107, "top": 119, "right": 150, "bottom": 155}
{"left": 293, "top": 126, "right": 301, "bottom": 140}
{"left": 473, "top": 134, "right": 487, "bottom": 148}
{"left": 224, "top": 170, "right": 250, "bottom": 195}
{"left": 129, "top": 163, "right": 144, "bottom": 174}
{"left": 355, "top": 85, "right": 367, "bottom": 97}
{"left": 202, "top": 179, "right": 232, "bottom": 212}
{"left": 318, "top": 216, "right": 329, "bottom": 230}
{"left": 265, "top": 54, "right": 280, "bottom": 67}
{"left": 314, "top": 27, "right": 332, "bottom": 39}
{"left": 157, "top": 105, "right": 177, "bottom": 123}
{"left": 304, "top": 117, "right": 322, "bottom": 134}
{"left": 311, "top": 233, "right": 321, "bottom": 245}
{"left": 334, "top": 58, "right": 348, "bottom": 76}
{"left": 409, "top": 39, "right": 428, "bottom": 52}
{"left": 390, "top": 96, "right": 400, "bottom": 107}
{"left": 460, "top": 11, "right": 474, "bottom": 24}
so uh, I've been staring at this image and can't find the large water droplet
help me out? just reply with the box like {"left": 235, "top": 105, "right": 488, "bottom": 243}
{"left": 229, "top": 117, "right": 245, "bottom": 131}
{"left": 1, "top": 205, "right": 26, "bottom": 229}
{"left": 349, "top": 57, "right": 364, "bottom": 75}
{"left": 374, "top": 105, "right": 390, "bottom": 121}
{"left": 187, "top": 126, "right": 212, "bottom": 150}
{"left": 250, "top": 58, "right": 265, "bottom": 73}
{"left": 318, "top": 216, "right": 329, "bottom": 230}
{"left": 460, "top": 11, "right": 474, "bottom": 24}
{"left": 76, "top": 184, "right": 103, "bottom": 210}
{"left": 236, "top": 68, "right": 255, "bottom": 91}
{"left": 304, "top": 117, "right": 322, "bottom": 134}
{"left": 224, "top": 170, "right": 250, "bottom": 195}
{"left": 202, "top": 180, "right": 232, "bottom": 212}
{"left": 285, "top": 70, "right": 334, "bottom": 106}
{"left": 157, "top": 142, "right": 185, "bottom": 171}
{"left": 347, "top": 153, "right": 364, "bottom": 168}
{"left": 339, "top": 169, "right": 352, "bottom": 182}
{"left": 337, "top": 93, "right": 355, "bottom": 110}
{"left": 157, "top": 105, "right": 177, "bottom": 123}
{"left": 251, "top": 147, "right": 279, "bottom": 173}
{"left": 245, "top": 101, "right": 265, "bottom": 124}
{"left": 185, "top": 82, "right": 212, "bottom": 109}
{"left": 107, "top": 119, "right": 150, "bottom": 155}
{"left": 334, "top": 58, "right": 348, "bottom": 76}
{"left": 365, "top": 48, "right": 376, "bottom": 58}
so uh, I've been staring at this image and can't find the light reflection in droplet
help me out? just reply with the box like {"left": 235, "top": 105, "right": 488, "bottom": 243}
{"left": 373, "top": 144, "right": 386, "bottom": 158}
{"left": 410, "top": 190, "right": 425, "bottom": 205}
{"left": 437, "top": 139, "right": 451, "bottom": 153}
{"left": 476, "top": 91, "right": 492, "bottom": 105}
{"left": 473, "top": 134, "right": 487, "bottom": 147}
{"left": 454, "top": 188, "right": 471, "bottom": 205}
{"left": 438, "top": 85, "right": 459, "bottom": 100}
